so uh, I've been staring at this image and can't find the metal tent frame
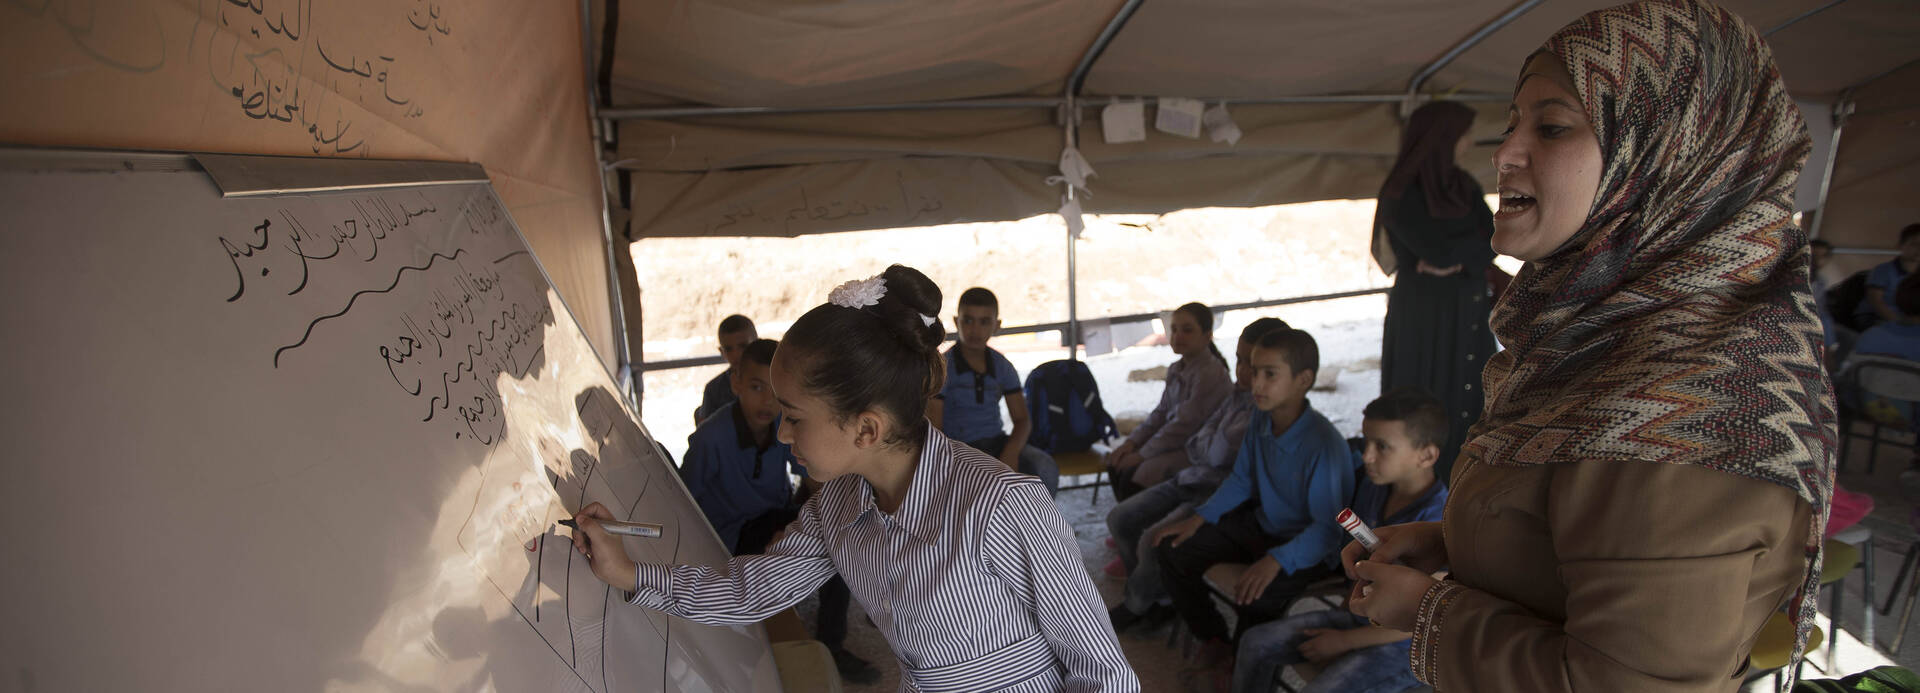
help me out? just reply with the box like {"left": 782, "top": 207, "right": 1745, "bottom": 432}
{"left": 583, "top": 0, "right": 1873, "bottom": 383}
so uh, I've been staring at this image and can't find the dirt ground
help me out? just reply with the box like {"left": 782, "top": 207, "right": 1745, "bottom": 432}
{"left": 630, "top": 199, "right": 1396, "bottom": 362}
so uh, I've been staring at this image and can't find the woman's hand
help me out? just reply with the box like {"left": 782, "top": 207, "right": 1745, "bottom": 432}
{"left": 1108, "top": 448, "right": 1144, "bottom": 473}
{"left": 1342, "top": 521, "right": 1448, "bottom": 579}
{"left": 1151, "top": 514, "right": 1206, "bottom": 549}
{"left": 570, "top": 502, "right": 638, "bottom": 590}
{"left": 1346, "top": 560, "right": 1437, "bottom": 632}
{"left": 1297, "top": 628, "right": 1356, "bottom": 662}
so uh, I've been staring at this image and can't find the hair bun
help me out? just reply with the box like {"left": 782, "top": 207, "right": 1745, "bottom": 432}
{"left": 874, "top": 264, "right": 945, "bottom": 353}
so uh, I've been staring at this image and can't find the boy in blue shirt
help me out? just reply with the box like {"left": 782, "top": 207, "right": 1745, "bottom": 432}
{"left": 1857, "top": 224, "right": 1920, "bottom": 328}
{"left": 693, "top": 314, "right": 757, "bottom": 424}
{"left": 1225, "top": 387, "right": 1451, "bottom": 693}
{"left": 1848, "top": 273, "right": 1920, "bottom": 430}
{"left": 1154, "top": 327, "right": 1356, "bottom": 662}
{"left": 681, "top": 339, "right": 880, "bottom": 683}
{"left": 927, "top": 287, "right": 1060, "bottom": 495}
{"left": 680, "top": 338, "right": 796, "bottom": 554}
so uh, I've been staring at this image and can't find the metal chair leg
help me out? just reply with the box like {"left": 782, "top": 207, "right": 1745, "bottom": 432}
{"left": 1889, "top": 557, "right": 1920, "bottom": 655}
{"left": 1868, "top": 422, "right": 1882, "bottom": 475}
{"left": 1830, "top": 578, "right": 1843, "bottom": 671}
{"left": 1865, "top": 535, "right": 1876, "bottom": 651}
{"left": 1881, "top": 542, "right": 1918, "bottom": 616}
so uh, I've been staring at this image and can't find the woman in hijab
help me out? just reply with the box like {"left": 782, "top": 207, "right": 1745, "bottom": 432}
{"left": 1374, "top": 100, "right": 1499, "bottom": 482}
{"left": 1345, "top": 1, "right": 1836, "bottom": 691}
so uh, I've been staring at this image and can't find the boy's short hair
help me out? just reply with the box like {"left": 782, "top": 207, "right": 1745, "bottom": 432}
{"left": 1254, "top": 328, "right": 1319, "bottom": 376}
{"left": 1809, "top": 238, "right": 1832, "bottom": 251}
{"left": 741, "top": 338, "right": 779, "bottom": 367}
{"left": 1363, "top": 387, "right": 1450, "bottom": 451}
{"left": 1239, "top": 317, "right": 1289, "bottom": 344}
{"left": 958, "top": 287, "right": 999, "bottom": 313}
{"left": 1902, "top": 223, "right": 1920, "bottom": 244}
{"left": 717, "top": 314, "right": 755, "bottom": 338}
{"left": 1897, "top": 273, "right": 1920, "bottom": 316}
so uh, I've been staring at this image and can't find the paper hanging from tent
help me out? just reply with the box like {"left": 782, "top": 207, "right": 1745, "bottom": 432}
{"left": 1059, "top": 197, "right": 1086, "bottom": 238}
{"left": 1102, "top": 100, "right": 1147, "bottom": 144}
{"left": 1204, "top": 103, "right": 1243, "bottom": 145}
{"left": 1081, "top": 318, "right": 1115, "bottom": 356}
{"left": 1047, "top": 146, "right": 1096, "bottom": 193}
{"left": 1155, "top": 98, "right": 1205, "bottom": 139}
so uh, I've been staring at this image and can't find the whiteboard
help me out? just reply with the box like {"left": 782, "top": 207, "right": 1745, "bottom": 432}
{"left": 0, "top": 152, "right": 776, "bottom": 692}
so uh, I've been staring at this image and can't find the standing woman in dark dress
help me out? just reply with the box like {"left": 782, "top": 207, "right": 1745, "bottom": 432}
{"left": 1375, "top": 101, "right": 1497, "bottom": 482}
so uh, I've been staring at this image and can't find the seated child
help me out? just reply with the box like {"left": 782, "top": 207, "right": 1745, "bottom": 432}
{"left": 679, "top": 338, "right": 796, "bottom": 554}
{"left": 1106, "top": 317, "right": 1289, "bottom": 631}
{"left": 1225, "top": 387, "right": 1451, "bottom": 693}
{"left": 1855, "top": 223, "right": 1920, "bottom": 329}
{"left": 927, "top": 287, "right": 1059, "bottom": 495}
{"left": 693, "top": 314, "right": 757, "bottom": 424}
{"left": 1846, "top": 272, "right": 1920, "bottom": 429}
{"left": 1106, "top": 302, "right": 1234, "bottom": 500}
{"left": 1153, "top": 327, "right": 1356, "bottom": 664}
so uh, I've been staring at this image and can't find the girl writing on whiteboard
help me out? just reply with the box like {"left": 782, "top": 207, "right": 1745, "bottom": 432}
{"left": 572, "top": 264, "right": 1139, "bottom": 692}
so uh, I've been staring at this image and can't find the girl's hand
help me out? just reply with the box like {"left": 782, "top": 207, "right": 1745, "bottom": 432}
{"left": 1342, "top": 521, "right": 1448, "bottom": 580}
{"left": 1347, "top": 560, "right": 1437, "bottom": 632}
{"left": 571, "top": 502, "right": 637, "bottom": 590}
{"left": 1297, "top": 628, "right": 1355, "bottom": 662}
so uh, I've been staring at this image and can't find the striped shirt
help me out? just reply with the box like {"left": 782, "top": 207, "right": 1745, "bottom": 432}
{"left": 628, "top": 425, "right": 1139, "bottom": 692}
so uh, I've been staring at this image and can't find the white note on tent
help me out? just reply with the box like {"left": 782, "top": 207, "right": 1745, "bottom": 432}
{"left": 1081, "top": 318, "right": 1115, "bottom": 356}
{"left": 1102, "top": 100, "right": 1147, "bottom": 144}
{"left": 1156, "top": 97, "right": 1205, "bottom": 138}
{"left": 1060, "top": 197, "right": 1086, "bottom": 238}
{"left": 1204, "top": 102, "right": 1243, "bottom": 145}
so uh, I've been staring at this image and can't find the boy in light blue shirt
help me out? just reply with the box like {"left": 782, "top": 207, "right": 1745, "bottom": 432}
{"left": 1154, "top": 327, "right": 1356, "bottom": 663}
{"left": 1227, "top": 387, "right": 1451, "bottom": 693}
{"left": 927, "top": 287, "right": 1059, "bottom": 495}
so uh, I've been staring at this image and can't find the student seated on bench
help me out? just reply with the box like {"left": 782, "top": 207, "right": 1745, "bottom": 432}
{"left": 1220, "top": 387, "right": 1451, "bottom": 693}
{"left": 1152, "top": 327, "right": 1356, "bottom": 666}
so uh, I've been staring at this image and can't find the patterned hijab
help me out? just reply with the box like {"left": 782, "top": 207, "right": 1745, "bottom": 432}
{"left": 1459, "top": 0, "right": 1835, "bottom": 674}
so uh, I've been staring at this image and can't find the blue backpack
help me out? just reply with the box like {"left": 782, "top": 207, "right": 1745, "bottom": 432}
{"left": 1023, "top": 359, "right": 1118, "bottom": 454}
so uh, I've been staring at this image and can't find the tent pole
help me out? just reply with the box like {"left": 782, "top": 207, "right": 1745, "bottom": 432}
{"left": 580, "top": 0, "right": 636, "bottom": 406}
{"left": 1057, "top": 0, "right": 1146, "bottom": 364}
{"left": 1763, "top": 0, "right": 1849, "bottom": 37}
{"left": 1065, "top": 95, "right": 1080, "bottom": 363}
{"left": 601, "top": 92, "right": 1509, "bottom": 120}
{"left": 1403, "top": 0, "right": 1542, "bottom": 114}
{"left": 1808, "top": 96, "right": 1854, "bottom": 240}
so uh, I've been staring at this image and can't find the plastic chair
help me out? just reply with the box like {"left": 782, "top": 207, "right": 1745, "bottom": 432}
{"left": 1821, "top": 530, "right": 1875, "bottom": 670}
{"left": 1747, "top": 611, "right": 1825, "bottom": 692}
{"left": 1878, "top": 510, "right": 1920, "bottom": 656}
{"left": 1199, "top": 563, "right": 1348, "bottom": 643}
{"left": 1836, "top": 355, "right": 1920, "bottom": 475}
{"left": 1054, "top": 449, "right": 1107, "bottom": 501}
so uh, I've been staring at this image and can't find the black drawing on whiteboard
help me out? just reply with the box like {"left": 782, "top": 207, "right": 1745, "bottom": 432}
{"left": 272, "top": 247, "right": 468, "bottom": 366}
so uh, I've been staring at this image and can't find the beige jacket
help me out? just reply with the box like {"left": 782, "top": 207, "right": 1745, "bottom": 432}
{"left": 1414, "top": 459, "right": 1812, "bottom": 692}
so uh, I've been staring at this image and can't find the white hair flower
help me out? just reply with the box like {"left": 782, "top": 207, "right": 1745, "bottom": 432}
{"left": 828, "top": 274, "right": 887, "bottom": 309}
